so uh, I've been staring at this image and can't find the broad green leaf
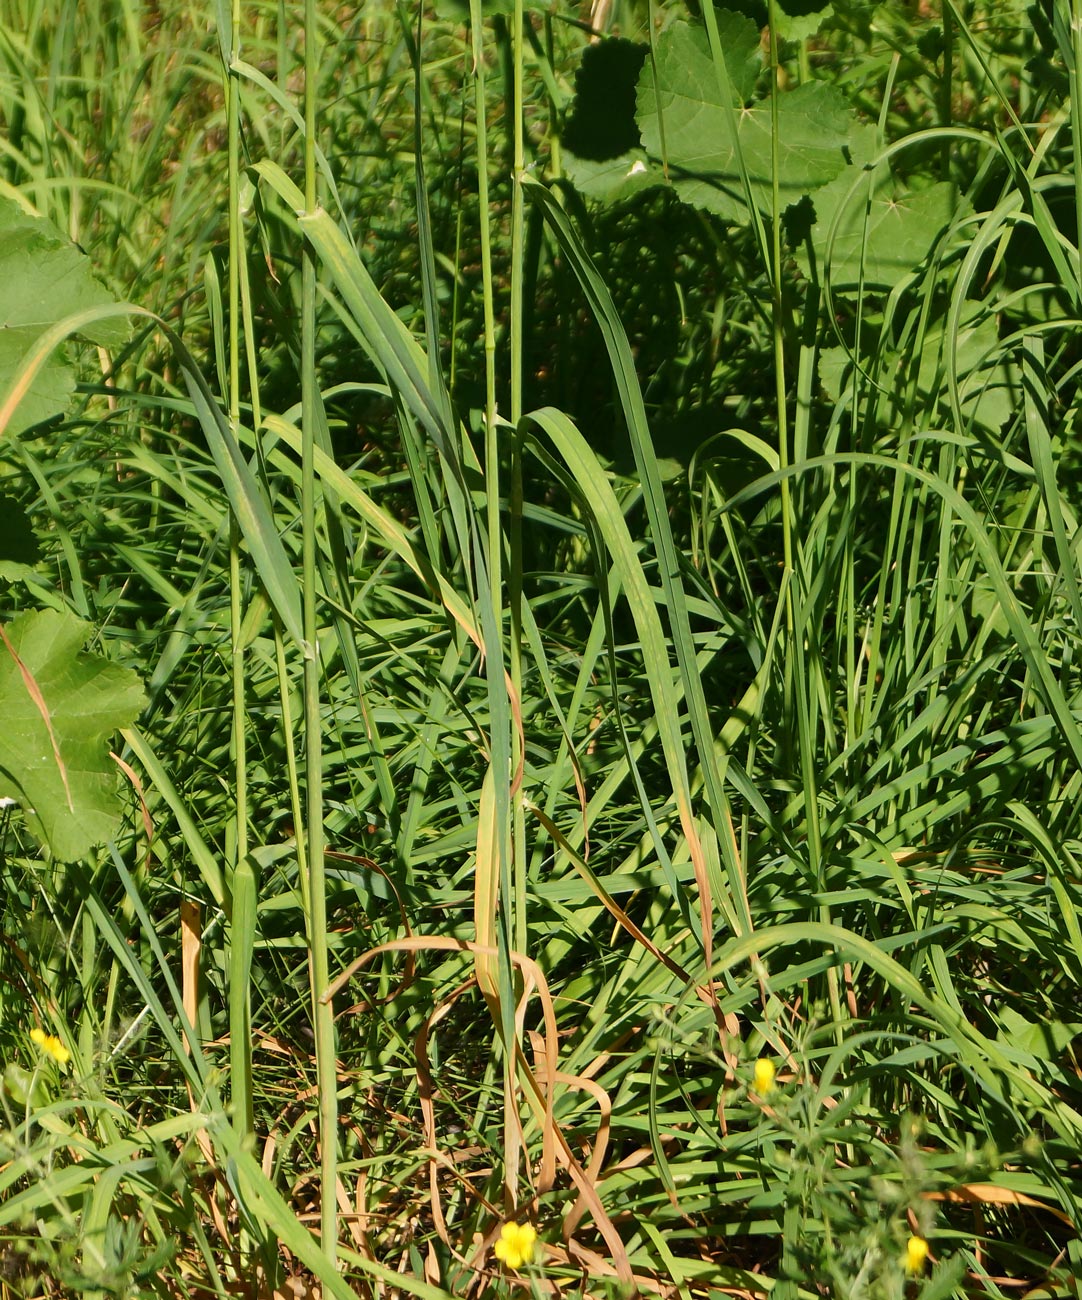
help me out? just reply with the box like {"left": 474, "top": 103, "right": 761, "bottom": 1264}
{"left": 996, "top": 1006, "right": 1081, "bottom": 1062}
{"left": 2, "top": 1062, "right": 48, "bottom": 1108}
{"left": 681, "top": 9, "right": 763, "bottom": 107}
{"left": 918, "top": 306, "right": 1014, "bottom": 432}
{"left": 0, "top": 609, "right": 145, "bottom": 860}
{"left": 819, "top": 304, "right": 1011, "bottom": 433}
{"left": 774, "top": 0, "right": 834, "bottom": 41}
{"left": 820, "top": 179, "right": 964, "bottom": 286}
{"left": 562, "top": 39, "right": 662, "bottom": 201}
{"left": 562, "top": 149, "right": 666, "bottom": 204}
{"left": 562, "top": 15, "right": 854, "bottom": 219}
{"left": 716, "top": 0, "right": 837, "bottom": 41}
{"left": 0, "top": 196, "right": 126, "bottom": 435}
{"left": 637, "top": 21, "right": 851, "bottom": 222}
{"left": 799, "top": 124, "right": 968, "bottom": 286}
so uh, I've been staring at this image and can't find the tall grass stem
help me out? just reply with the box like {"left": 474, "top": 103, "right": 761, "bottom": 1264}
{"left": 301, "top": 0, "right": 337, "bottom": 1261}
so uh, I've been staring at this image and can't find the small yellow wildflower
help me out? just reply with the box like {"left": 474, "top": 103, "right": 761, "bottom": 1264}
{"left": 30, "top": 1026, "right": 70, "bottom": 1066}
{"left": 753, "top": 1057, "right": 776, "bottom": 1096}
{"left": 493, "top": 1221, "right": 537, "bottom": 1270}
{"left": 905, "top": 1235, "right": 929, "bottom": 1276}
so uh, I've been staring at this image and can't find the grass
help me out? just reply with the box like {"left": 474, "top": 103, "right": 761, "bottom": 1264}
{"left": 2, "top": 0, "right": 1082, "bottom": 1296}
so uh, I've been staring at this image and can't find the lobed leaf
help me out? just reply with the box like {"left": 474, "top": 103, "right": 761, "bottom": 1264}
{"left": 0, "top": 196, "right": 126, "bottom": 435}
{"left": 0, "top": 609, "right": 145, "bottom": 860}
{"left": 635, "top": 20, "right": 851, "bottom": 222}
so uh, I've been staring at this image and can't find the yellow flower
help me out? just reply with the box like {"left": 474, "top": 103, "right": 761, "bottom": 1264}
{"left": 905, "top": 1235, "right": 929, "bottom": 1275}
{"left": 30, "top": 1026, "right": 70, "bottom": 1066}
{"left": 753, "top": 1057, "right": 776, "bottom": 1096}
{"left": 493, "top": 1221, "right": 537, "bottom": 1270}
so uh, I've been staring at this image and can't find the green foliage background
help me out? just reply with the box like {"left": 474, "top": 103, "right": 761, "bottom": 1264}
{"left": 1, "top": 0, "right": 1082, "bottom": 1296}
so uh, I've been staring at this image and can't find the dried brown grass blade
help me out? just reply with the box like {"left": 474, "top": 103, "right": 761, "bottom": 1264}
{"left": 321, "top": 936, "right": 634, "bottom": 1287}
{"left": 180, "top": 899, "right": 201, "bottom": 1055}
{"left": 924, "top": 1182, "right": 1073, "bottom": 1227}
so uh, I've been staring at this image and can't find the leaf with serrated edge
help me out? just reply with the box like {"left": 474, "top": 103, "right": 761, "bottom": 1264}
{"left": 563, "top": 150, "right": 665, "bottom": 204}
{"left": 774, "top": 0, "right": 834, "bottom": 42}
{"left": 798, "top": 124, "right": 969, "bottom": 286}
{"left": 0, "top": 197, "right": 126, "bottom": 435}
{"left": 636, "top": 21, "right": 851, "bottom": 222}
{"left": 0, "top": 610, "right": 145, "bottom": 860}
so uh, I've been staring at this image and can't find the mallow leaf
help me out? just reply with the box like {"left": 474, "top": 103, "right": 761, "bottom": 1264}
{"left": 819, "top": 303, "right": 1013, "bottom": 434}
{"left": 708, "top": 0, "right": 836, "bottom": 40}
{"left": 636, "top": 20, "right": 852, "bottom": 222}
{"left": 0, "top": 610, "right": 145, "bottom": 860}
{"left": 0, "top": 196, "right": 126, "bottom": 435}
{"left": 562, "top": 39, "right": 664, "bottom": 202}
{"left": 797, "top": 124, "right": 968, "bottom": 287}
{"left": 774, "top": 2, "right": 834, "bottom": 41}
{"left": 996, "top": 1005, "right": 1080, "bottom": 1061}
{"left": 562, "top": 150, "right": 667, "bottom": 204}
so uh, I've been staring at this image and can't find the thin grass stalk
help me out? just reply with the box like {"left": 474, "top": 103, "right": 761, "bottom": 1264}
{"left": 224, "top": 0, "right": 254, "bottom": 1143}
{"left": 465, "top": 0, "right": 522, "bottom": 1200}
{"left": 509, "top": 0, "right": 527, "bottom": 958}
{"left": 467, "top": 0, "right": 500, "bottom": 574}
{"left": 277, "top": 0, "right": 288, "bottom": 155}
{"left": 505, "top": 0, "right": 532, "bottom": 1206}
{"left": 645, "top": 0, "right": 668, "bottom": 175}
{"left": 940, "top": 0, "right": 953, "bottom": 181}
{"left": 847, "top": 54, "right": 901, "bottom": 743}
{"left": 766, "top": 0, "right": 792, "bottom": 582}
{"left": 542, "top": 15, "right": 562, "bottom": 181}
{"left": 274, "top": 625, "right": 310, "bottom": 914}
{"left": 698, "top": 0, "right": 770, "bottom": 276}
{"left": 1023, "top": 334, "right": 1082, "bottom": 632}
{"left": 1072, "top": 0, "right": 1082, "bottom": 290}
{"left": 401, "top": 0, "right": 453, "bottom": 578}
{"left": 766, "top": 0, "right": 840, "bottom": 1037}
{"left": 766, "top": 0, "right": 796, "bottom": 733}
{"left": 301, "top": 0, "right": 337, "bottom": 1262}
